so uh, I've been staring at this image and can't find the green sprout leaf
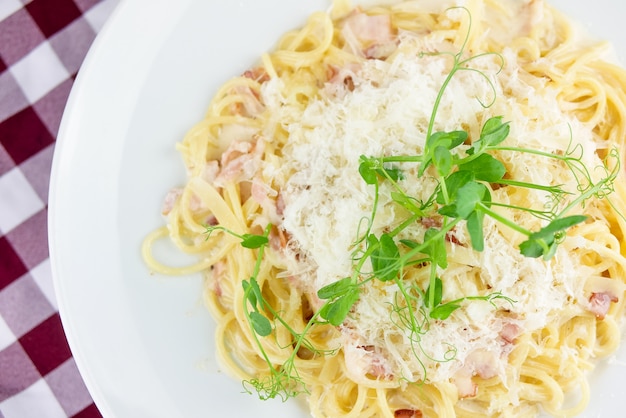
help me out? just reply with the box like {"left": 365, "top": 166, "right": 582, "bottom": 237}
{"left": 535, "top": 214, "right": 587, "bottom": 236}
{"left": 468, "top": 116, "right": 510, "bottom": 155}
{"left": 359, "top": 155, "right": 403, "bottom": 185}
{"left": 466, "top": 210, "right": 486, "bottom": 251}
{"left": 433, "top": 146, "right": 453, "bottom": 177}
{"left": 458, "top": 153, "right": 506, "bottom": 182}
{"left": 317, "top": 277, "right": 353, "bottom": 300}
{"left": 439, "top": 181, "right": 488, "bottom": 220}
{"left": 319, "top": 288, "right": 360, "bottom": 326}
{"left": 427, "top": 130, "right": 468, "bottom": 149}
{"left": 242, "top": 280, "right": 257, "bottom": 309}
{"left": 424, "top": 277, "right": 443, "bottom": 309}
{"left": 480, "top": 116, "right": 510, "bottom": 144}
{"left": 248, "top": 277, "right": 264, "bottom": 308}
{"left": 249, "top": 311, "right": 272, "bottom": 336}
{"left": 391, "top": 192, "right": 423, "bottom": 214}
{"left": 422, "top": 228, "right": 447, "bottom": 269}
{"left": 519, "top": 215, "right": 587, "bottom": 260}
{"left": 379, "top": 166, "right": 403, "bottom": 182}
{"left": 358, "top": 156, "right": 378, "bottom": 185}
{"left": 430, "top": 302, "right": 462, "bottom": 320}
{"left": 369, "top": 233, "right": 401, "bottom": 281}
{"left": 455, "top": 181, "right": 488, "bottom": 218}
{"left": 424, "top": 278, "right": 463, "bottom": 319}
{"left": 420, "top": 130, "right": 468, "bottom": 175}
{"left": 241, "top": 234, "right": 270, "bottom": 249}
{"left": 436, "top": 170, "right": 474, "bottom": 204}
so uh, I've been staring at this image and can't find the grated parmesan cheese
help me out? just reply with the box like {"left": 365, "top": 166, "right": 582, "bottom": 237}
{"left": 261, "top": 30, "right": 603, "bottom": 386}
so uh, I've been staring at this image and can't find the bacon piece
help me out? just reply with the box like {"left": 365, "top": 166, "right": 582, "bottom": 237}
{"left": 499, "top": 322, "right": 521, "bottom": 345}
{"left": 421, "top": 217, "right": 441, "bottom": 229}
{"left": 275, "top": 192, "right": 286, "bottom": 217}
{"left": 269, "top": 226, "right": 289, "bottom": 252}
{"left": 162, "top": 188, "right": 183, "bottom": 215}
{"left": 343, "top": 339, "right": 393, "bottom": 380}
{"left": 421, "top": 217, "right": 464, "bottom": 246}
{"left": 452, "top": 349, "right": 498, "bottom": 398}
{"left": 521, "top": 0, "right": 543, "bottom": 36}
{"left": 210, "top": 261, "right": 227, "bottom": 297}
{"left": 215, "top": 137, "right": 265, "bottom": 186}
{"left": 394, "top": 409, "right": 423, "bottom": 418}
{"left": 445, "top": 231, "right": 463, "bottom": 246}
{"left": 364, "top": 41, "right": 398, "bottom": 60}
{"left": 251, "top": 178, "right": 278, "bottom": 208}
{"left": 242, "top": 67, "right": 270, "bottom": 83}
{"left": 344, "top": 12, "right": 393, "bottom": 44}
{"left": 452, "top": 373, "right": 477, "bottom": 398}
{"left": 324, "top": 63, "right": 361, "bottom": 98}
{"left": 188, "top": 193, "right": 203, "bottom": 212}
{"left": 498, "top": 321, "right": 521, "bottom": 356}
{"left": 356, "top": 345, "right": 392, "bottom": 379}
{"left": 251, "top": 180, "right": 267, "bottom": 204}
{"left": 588, "top": 291, "right": 619, "bottom": 320}
{"left": 202, "top": 160, "right": 220, "bottom": 183}
{"left": 161, "top": 187, "right": 205, "bottom": 214}
{"left": 342, "top": 11, "right": 396, "bottom": 59}
{"left": 467, "top": 350, "right": 498, "bottom": 380}
{"left": 230, "top": 86, "right": 265, "bottom": 117}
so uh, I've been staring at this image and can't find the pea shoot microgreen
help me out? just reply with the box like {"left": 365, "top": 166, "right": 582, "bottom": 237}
{"left": 202, "top": 6, "right": 622, "bottom": 402}
{"left": 205, "top": 223, "right": 334, "bottom": 400}
{"left": 316, "top": 6, "right": 619, "bottom": 369}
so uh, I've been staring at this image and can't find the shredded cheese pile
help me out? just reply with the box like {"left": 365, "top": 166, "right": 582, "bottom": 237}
{"left": 260, "top": 33, "right": 602, "bottom": 384}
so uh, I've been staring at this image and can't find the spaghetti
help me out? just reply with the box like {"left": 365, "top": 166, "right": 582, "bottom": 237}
{"left": 143, "top": 0, "right": 626, "bottom": 416}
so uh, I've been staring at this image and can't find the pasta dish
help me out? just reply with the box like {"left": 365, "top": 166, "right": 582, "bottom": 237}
{"left": 142, "top": 0, "right": 626, "bottom": 416}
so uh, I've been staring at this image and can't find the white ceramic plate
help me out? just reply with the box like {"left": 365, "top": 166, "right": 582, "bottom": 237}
{"left": 49, "top": 1, "right": 626, "bottom": 417}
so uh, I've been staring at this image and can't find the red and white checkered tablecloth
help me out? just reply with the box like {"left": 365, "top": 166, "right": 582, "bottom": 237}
{"left": 0, "top": 0, "right": 119, "bottom": 416}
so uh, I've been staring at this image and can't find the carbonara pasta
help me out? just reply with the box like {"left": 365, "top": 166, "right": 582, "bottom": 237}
{"left": 142, "top": 0, "right": 626, "bottom": 416}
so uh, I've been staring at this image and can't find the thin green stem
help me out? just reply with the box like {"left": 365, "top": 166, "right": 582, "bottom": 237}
{"left": 496, "top": 178, "right": 569, "bottom": 194}
{"left": 426, "top": 67, "right": 459, "bottom": 140}
{"left": 488, "top": 201, "right": 554, "bottom": 220}
{"left": 477, "top": 203, "right": 532, "bottom": 236}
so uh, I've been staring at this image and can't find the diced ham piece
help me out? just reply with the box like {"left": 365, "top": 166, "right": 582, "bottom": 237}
{"left": 468, "top": 350, "right": 498, "bottom": 380}
{"left": 242, "top": 67, "right": 270, "bottom": 83}
{"left": 202, "top": 160, "right": 220, "bottom": 183}
{"left": 230, "top": 86, "right": 265, "bottom": 117}
{"left": 215, "top": 137, "right": 265, "bottom": 186}
{"left": 189, "top": 193, "right": 202, "bottom": 212}
{"left": 269, "top": 226, "right": 289, "bottom": 252}
{"left": 394, "top": 409, "right": 423, "bottom": 418}
{"left": 358, "top": 345, "right": 392, "bottom": 379}
{"left": 205, "top": 214, "right": 218, "bottom": 226}
{"left": 343, "top": 339, "right": 393, "bottom": 380}
{"left": 210, "top": 260, "right": 227, "bottom": 297}
{"left": 325, "top": 63, "right": 361, "bottom": 98}
{"left": 452, "top": 373, "right": 477, "bottom": 398}
{"left": 421, "top": 217, "right": 441, "bottom": 229}
{"left": 521, "top": 0, "right": 543, "bottom": 35}
{"left": 588, "top": 291, "right": 619, "bottom": 320}
{"left": 162, "top": 188, "right": 183, "bottom": 215}
{"left": 251, "top": 178, "right": 277, "bottom": 206}
{"left": 499, "top": 322, "right": 521, "bottom": 345}
{"left": 364, "top": 42, "right": 398, "bottom": 60}
{"left": 452, "top": 349, "right": 498, "bottom": 398}
{"left": 275, "top": 192, "right": 286, "bottom": 217}
{"left": 221, "top": 139, "right": 255, "bottom": 166}
{"left": 343, "top": 12, "right": 393, "bottom": 43}
{"left": 420, "top": 217, "right": 464, "bottom": 246}
{"left": 342, "top": 11, "right": 396, "bottom": 59}
{"left": 162, "top": 187, "right": 204, "bottom": 215}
